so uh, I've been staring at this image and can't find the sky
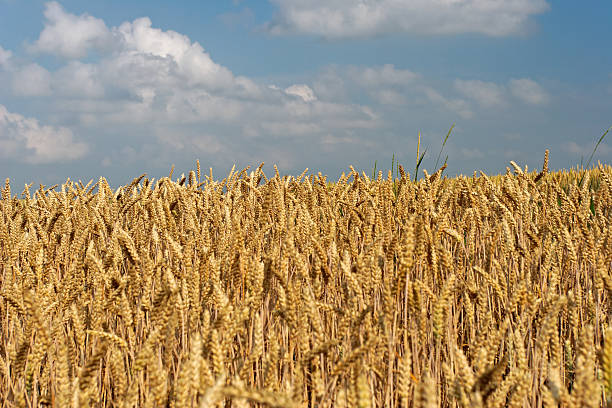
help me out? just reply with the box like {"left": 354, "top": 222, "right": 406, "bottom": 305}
{"left": 0, "top": 0, "right": 611, "bottom": 191}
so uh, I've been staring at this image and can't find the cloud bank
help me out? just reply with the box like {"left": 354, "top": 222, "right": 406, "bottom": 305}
{"left": 5, "top": 2, "right": 379, "bottom": 168}
{"left": 265, "top": 0, "right": 550, "bottom": 38}
{"left": 0, "top": 1, "right": 567, "bottom": 188}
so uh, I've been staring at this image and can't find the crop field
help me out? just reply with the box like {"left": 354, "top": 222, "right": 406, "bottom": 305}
{"left": 0, "top": 155, "right": 611, "bottom": 407}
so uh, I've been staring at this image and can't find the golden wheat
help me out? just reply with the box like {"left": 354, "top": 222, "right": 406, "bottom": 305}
{"left": 0, "top": 157, "right": 610, "bottom": 406}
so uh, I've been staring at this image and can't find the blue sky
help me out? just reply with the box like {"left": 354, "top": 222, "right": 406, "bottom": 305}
{"left": 0, "top": 0, "right": 610, "bottom": 190}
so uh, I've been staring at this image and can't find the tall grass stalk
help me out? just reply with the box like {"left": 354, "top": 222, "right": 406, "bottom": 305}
{"left": 578, "top": 124, "right": 610, "bottom": 187}
{"left": 370, "top": 125, "right": 454, "bottom": 188}
{"left": 434, "top": 124, "right": 454, "bottom": 170}
{"left": 414, "top": 131, "right": 427, "bottom": 182}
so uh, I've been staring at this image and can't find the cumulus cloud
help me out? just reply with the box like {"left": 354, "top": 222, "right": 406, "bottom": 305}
{"left": 0, "top": 104, "right": 88, "bottom": 164}
{"left": 2, "top": 3, "right": 380, "bottom": 167}
{"left": 454, "top": 79, "right": 506, "bottom": 107}
{"left": 284, "top": 84, "right": 317, "bottom": 102}
{"left": 31, "top": 1, "right": 112, "bottom": 58}
{"left": 509, "top": 78, "right": 549, "bottom": 105}
{"left": 12, "top": 64, "right": 52, "bottom": 96}
{"left": 115, "top": 17, "right": 236, "bottom": 90}
{"left": 265, "top": 0, "right": 550, "bottom": 38}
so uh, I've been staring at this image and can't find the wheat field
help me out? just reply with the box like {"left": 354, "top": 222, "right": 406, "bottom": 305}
{"left": 0, "top": 153, "right": 611, "bottom": 407}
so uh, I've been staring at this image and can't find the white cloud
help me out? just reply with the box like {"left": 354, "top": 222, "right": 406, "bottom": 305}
{"left": 313, "top": 64, "right": 523, "bottom": 115}
{"left": 312, "top": 67, "right": 348, "bottom": 101}
{"left": 0, "top": 46, "right": 12, "bottom": 69}
{"left": 284, "top": 84, "right": 317, "bottom": 102}
{"left": 509, "top": 78, "right": 549, "bottom": 105}
{"left": 266, "top": 0, "right": 550, "bottom": 38}
{"left": 33, "top": 10, "right": 376, "bottom": 135}
{"left": 0, "top": 104, "right": 88, "bottom": 164}
{"left": 422, "top": 86, "right": 473, "bottom": 119}
{"left": 32, "top": 1, "right": 113, "bottom": 59}
{"left": 349, "top": 64, "right": 418, "bottom": 87}
{"left": 11, "top": 4, "right": 380, "bottom": 147}
{"left": 372, "top": 89, "right": 407, "bottom": 105}
{"left": 165, "top": 90, "right": 246, "bottom": 123}
{"left": 454, "top": 79, "right": 506, "bottom": 107}
{"left": 53, "top": 61, "right": 104, "bottom": 98}
{"left": 12, "top": 64, "right": 52, "bottom": 96}
{"left": 115, "top": 17, "right": 236, "bottom": 90}
{"left": 342, "top": 64, "right": 418, "bottom": 105}
{"left": 5, "top": 4, "right": 514, "bottom": 173}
